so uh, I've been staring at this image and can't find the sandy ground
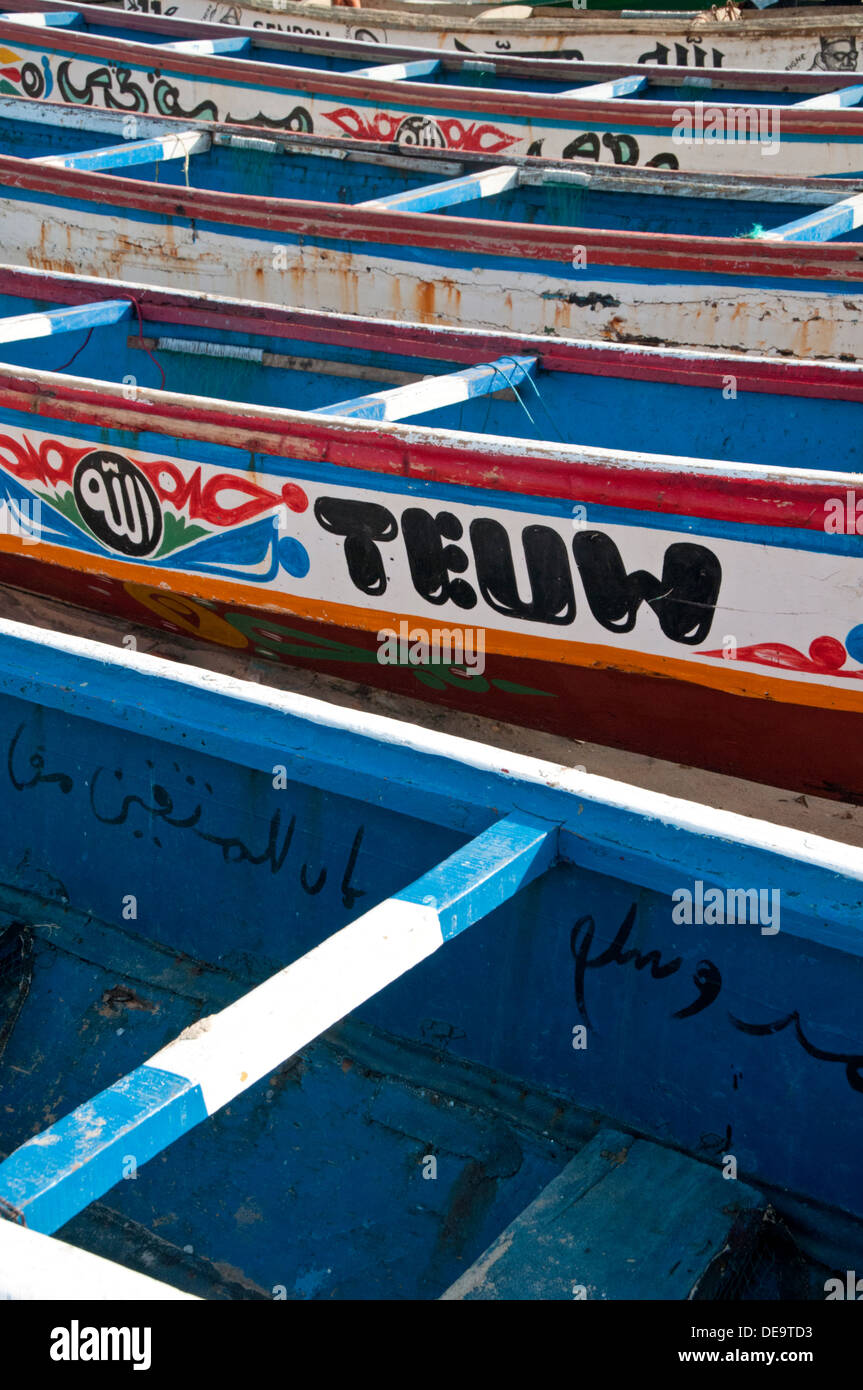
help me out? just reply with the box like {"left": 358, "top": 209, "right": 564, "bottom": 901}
{"left": 4, "top": 585, "right": 862, "bottom": 850}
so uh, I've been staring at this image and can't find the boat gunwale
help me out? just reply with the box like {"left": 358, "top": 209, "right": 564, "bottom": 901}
{"left": 137, "top": 0, "right": 863, "bottom": 40}
{"left": 4, "top": 259, "right": 862, "bottom": 385}
{"left": 0, "top": 612, "right": 861, "bottom": 945}
{"left": 4, "top": 2, "right": 863, "bottom": 129}
{"left": 8, "top": 92, "right": 863, "bottom": 202}
{"left": 2, "top": 341, "right": 862, "bottom": 536}
{"left": 4, "top": 127, "right": 863, "bottom": 280}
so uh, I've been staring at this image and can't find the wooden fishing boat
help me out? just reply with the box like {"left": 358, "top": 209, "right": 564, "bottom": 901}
{"left": 0, "top": 263, "right": 860, "bottom": 801}
{"left": 0, "top": 615, "right": 862, "bottom": 1298}
{"left": 2, "top": 0, "right": 863, "bottom": 174}
{"left": 106, "top": 0, "right": 863, "bottom": 73}
{"left": 3, "top": 96, "right": 863, "bottom": 354}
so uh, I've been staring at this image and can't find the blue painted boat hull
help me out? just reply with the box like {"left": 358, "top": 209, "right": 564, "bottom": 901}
{"left": 0, "top": 621, "right": 862, "bottom": 1294}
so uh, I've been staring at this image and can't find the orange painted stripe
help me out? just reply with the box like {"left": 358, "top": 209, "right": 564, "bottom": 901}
{"left": 4, "top": 534, "right": 862, "bottom": 715}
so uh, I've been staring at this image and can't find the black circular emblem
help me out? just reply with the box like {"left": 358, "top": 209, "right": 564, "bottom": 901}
{"left": 73, "top": 450, "right": 163, "bottom": 558}
{"left": 395, "top": 116, "right": 446, "bottom": 149}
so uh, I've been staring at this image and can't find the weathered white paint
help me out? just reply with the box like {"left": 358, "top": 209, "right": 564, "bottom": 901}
{"left": 124, "top": 0, "right": 863, "bottom": 74}
{"left": 13, "top": 259, "right": 863, "bottom": 376}
{"left": 349, "top": 57, "right": 441, "bottom": 80}
{"left": 561, "top": 75, "right": 648, "bottom": 100}
{"left": 0, "top": 1219, "right": 199, "bottom": 1300}
{"left": 0, "top": 310, "right": 55, "bottom": 341}
{"left": 147, "top": 899, "right": 442, "bottom": 1113}
{"left": 3, "top": 196, "right": 860, "bottom": 358}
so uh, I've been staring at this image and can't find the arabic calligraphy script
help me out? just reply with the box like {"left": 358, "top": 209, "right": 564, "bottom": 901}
{"left": 570, "top": 902, "right": 863, "bottom": 1094}
{"left": 6, "top": 721, "right": 367, "bottom": 910}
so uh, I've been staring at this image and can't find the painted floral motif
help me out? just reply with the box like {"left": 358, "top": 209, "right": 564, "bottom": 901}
{"left": 0, "top": 432, "right": 310, "bottom": 580}
{"left": 324, "top": 107, "right": 519, "bottom": 155}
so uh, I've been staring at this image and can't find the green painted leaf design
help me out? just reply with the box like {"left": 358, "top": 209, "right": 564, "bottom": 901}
{"left": 154, "top": 510, "right": 209, "bottom": 558}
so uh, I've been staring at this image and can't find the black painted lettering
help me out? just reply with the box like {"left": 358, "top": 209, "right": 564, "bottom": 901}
{"left": 401, "top": 508, "right": 477, "bottom": 609}
{"left": 471, "top": 520, "right": 576, "bottom": 625}
{"left": 314, "top": 497, "right": 397, "bottom": 596}
{"left": 572, "top": 532, "right": 721, "bottom": 644}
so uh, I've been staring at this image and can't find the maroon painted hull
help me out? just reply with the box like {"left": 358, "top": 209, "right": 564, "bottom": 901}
{"left": 1, "top": 551, "right": 859, "bottom": 802}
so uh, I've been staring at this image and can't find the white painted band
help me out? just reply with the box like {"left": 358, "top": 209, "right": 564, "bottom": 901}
{"left": 147, "top": 898, "right": 443, "bottom": 1114}
{"left": 162, "top": 38, "right": 222, "bottom": 53}
{"left": 0, "top": 312, "right": 52, "bottom": 343}
{"left": 0, "top": 11, "right": 65, "bottom": 24}
{"left": 0, "top": 1219, "right": 198, "bottom": 1300}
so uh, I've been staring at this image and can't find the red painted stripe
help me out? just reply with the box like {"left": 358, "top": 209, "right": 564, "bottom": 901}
{"left": 0, "top": 371, "right": 852, "bottom": 532}
{"left": 2, "top": 15, "right": 863, "bottom": 134}
{"left": 4, "top": 153, "right": 863, "bottom": 283}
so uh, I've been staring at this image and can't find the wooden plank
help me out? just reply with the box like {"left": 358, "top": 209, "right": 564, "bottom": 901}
{"left": 519, "top": 167, "right": 592, "bottom": 189}
{"left": 32, "top": 128, "right": 211, "bottom": 173}
{"left": 0, "top": 8, "right": 80, "bottom": 23}
{"left": 349, "top": 57, "right": 441, "bottom": 81}
{"left": 0, "top": 298, "right": 133, "bottom": 345}
{"left": 159, "top": 36, "right": 252, "bottom": 55}
{"left": 357, "top": 164, "right": 518, "bottom": 213}
{"left": 130, "top": 334, "right": 522, "bottom": 396}
{"left": 211, "top": 132, "right": 466, "bottom": 177}
{"left": 441, "top": 1130, "right": 765, "bottom": 1300}
{"left": 560, "top": 74, "right": 648, "bottom": 100}
{"left": 312, "top": 353, "right": 536, "bottom": 421}
{"left": 0, "top": 811, "right": 557, "bottom": 1233}
{"left": 795, "top": 85, "right": 863, "bottom": 111}
{"left": 129, "top": 335, "right": 522, "bottom": 397}
{"left": 0, "top": 1220, "right": 198, "bottom": 1301}
{"left": 758, "top": 192, "right": 863, "bottom": 244}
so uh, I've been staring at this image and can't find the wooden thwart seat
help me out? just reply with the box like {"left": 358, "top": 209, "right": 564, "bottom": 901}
{"left": 441, "top": 1128, "right": 766, "bottom": 1300}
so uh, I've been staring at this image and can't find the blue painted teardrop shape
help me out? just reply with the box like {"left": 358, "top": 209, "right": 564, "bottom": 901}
{"left": 279, "top": 536, "right": 310, "bottom": 578}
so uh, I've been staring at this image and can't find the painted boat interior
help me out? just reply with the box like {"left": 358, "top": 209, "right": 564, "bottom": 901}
{"left": 0, "top": 621, "right": 861, "bottom": 1296}
{"left": 1, "top": 289, "right": 861, "bottom": 466}
{"left": 4, "top": 103, "right": 863, "bottom": 240}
